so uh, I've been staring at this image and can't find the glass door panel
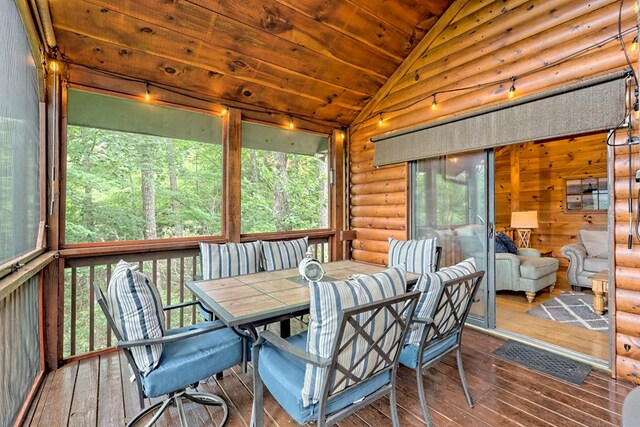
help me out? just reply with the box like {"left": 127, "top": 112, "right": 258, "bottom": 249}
{"left": 412, "top": 150, "right": 493, "bottom": 326}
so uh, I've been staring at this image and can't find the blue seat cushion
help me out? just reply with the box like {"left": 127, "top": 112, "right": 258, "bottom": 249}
{"left": 399, "top": 334, "right": 458, "bottom": 369}
{"left": 259, "top": 331, "right": 391, "bottom": 425}
{"left": 142, "top": 321, "right": 243, "bottom": 397}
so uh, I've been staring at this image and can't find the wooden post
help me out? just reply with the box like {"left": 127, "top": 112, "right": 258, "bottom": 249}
{"left": 223, "top": 108, "right": 242, "bottom": 242}
{"left": 331, "top": 129, "right": 346, "bottom": 260}
{"left": 42, "top": 258, "right": 62, "bottom": 369}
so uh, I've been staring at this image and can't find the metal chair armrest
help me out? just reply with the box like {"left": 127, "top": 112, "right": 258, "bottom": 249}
{"left": 116, "top": 320, "right": 226, "bottom": 349}
{"left": 163, "top": 300, "right": 213, "bottom": 318}
{"left": 256, "top": 330, "right": 331, "bottom": 367}
{"left": 411, "top": 316, "right": 434, "bottom": 325}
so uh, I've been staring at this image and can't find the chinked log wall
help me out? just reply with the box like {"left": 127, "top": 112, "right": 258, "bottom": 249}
{"left": 348, "top": 0, "right": 640, "bottom": 382}
{"left": 495, "top": 135, "right": 609, "bottom": 267}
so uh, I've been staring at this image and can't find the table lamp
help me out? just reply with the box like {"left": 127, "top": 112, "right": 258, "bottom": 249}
{"left": 510, "top": 211, "right": 538, "bottom": 248}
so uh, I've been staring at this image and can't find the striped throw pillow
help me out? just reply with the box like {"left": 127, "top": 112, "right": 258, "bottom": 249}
{"left": 261, "top": 237, "right": 308, "bottom": 271}
{"left": 388, "top": 238, "right": 437, "bottom": 274}
{"left": 302, "top": 266, "right": 406, "bottom": 407}
{"left": 199, "top": 241, "right": 261, "bottom": 279}
{"left": 406, "top": 258, "right": 476, "bottom": 346}
{"left": 107, "top": 260, "right": 165, "bottom": 376}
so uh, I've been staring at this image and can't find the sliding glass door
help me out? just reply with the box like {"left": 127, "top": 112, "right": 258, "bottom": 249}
{"left": 411, "top": 150, "right": 495, "bottom": 327}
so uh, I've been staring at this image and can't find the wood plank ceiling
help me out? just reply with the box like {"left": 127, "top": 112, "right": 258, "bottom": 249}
{"left": 48, "top": 0, "right": 453, "bottom": 127}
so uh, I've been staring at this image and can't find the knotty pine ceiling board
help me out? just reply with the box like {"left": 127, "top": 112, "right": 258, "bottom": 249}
{"left": 49, "top": 0, "right": 453, "bottom": 126}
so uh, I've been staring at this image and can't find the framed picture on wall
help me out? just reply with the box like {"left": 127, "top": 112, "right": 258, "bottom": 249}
{"left": 565, "top": 177, "right": 608, "bottom": 212}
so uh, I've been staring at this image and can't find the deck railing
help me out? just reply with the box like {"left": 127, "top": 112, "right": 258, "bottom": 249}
{"left": 62, "top": 237, "right": 330, "bottom": 359}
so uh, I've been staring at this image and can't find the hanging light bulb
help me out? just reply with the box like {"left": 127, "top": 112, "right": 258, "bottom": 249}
{"left": 508, "top": 76, "right": 517, "bottom": 99}
{"left": 431, "top": 93, "right": 438, "bottom": 111}
{"left": 340, "top": 128, "right": 346, "bottom": 140}
{"left": 144, "top": 82, "right": 151, "bottom": 102}
{"left": 288, "top": 116, "right": 294, "bottom": 129}
{"left": 378, "top": 113, "right": 383, "bottom": 127}
{"left": 50, "top": 59, "right": 58, "bottom": 73}
{"left": 220, "top": 105, "right": 229, "bottom": 116}
{"left": 632, "top": 36, "right": 638, "bottom": 53}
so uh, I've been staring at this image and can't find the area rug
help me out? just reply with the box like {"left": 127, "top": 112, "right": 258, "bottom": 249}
{"left": 526, "top": 291, "right": 609, "bottom": 333}
{"left": 493, "top": 340, "right": 591, "bottom": 385}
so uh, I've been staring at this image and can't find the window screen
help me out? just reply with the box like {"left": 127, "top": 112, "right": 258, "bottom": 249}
{"left": 241, "top": 121, "right": 329, "bottom": 234}
{"left": 65, "top": 89, "right": 223, "bottom": 243}
{"left": 0, "top": 0, "right": 41, "bottom": 265}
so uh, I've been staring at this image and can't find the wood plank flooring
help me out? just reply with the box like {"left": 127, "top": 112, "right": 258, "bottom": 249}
{"left": 495, "top": 267, "right": 610, "bottom": 360}
{"left": 23, "top": 329, "right": 634, "bottom": 427}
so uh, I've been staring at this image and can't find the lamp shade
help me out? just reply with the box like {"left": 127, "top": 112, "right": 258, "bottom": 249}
{"left": 511, "top": 211, "right": 538, "bottom": 229}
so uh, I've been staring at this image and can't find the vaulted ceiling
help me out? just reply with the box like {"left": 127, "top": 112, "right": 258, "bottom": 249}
{"left": 49, "top": 0, "right": 453, "bottom": 127}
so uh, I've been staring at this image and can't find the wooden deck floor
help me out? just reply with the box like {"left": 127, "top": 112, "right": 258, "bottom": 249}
{"left": 23, "top": 329, "right": 634, "bottom": 427}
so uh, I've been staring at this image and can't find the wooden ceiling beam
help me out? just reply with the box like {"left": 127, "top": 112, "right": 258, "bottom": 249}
{"left": 60, "top": 0, "right": 389, "bottom": 90}
{"left": 347, "top": 0, "right": 445, "bottom": 38}
{"left": 57, "top": 30, "right": 356, "bottom": 123}
{"left": 51, "top": 0, "right": 380, "bottom": 99}
{"left": 185, "top": 0, "right": 402, "bottom": 70}
{"left": 51, "top": 16, "right": 367, "bottom": 115}
{"left": 273, "top": 0, "right": 419, "bottom": 60}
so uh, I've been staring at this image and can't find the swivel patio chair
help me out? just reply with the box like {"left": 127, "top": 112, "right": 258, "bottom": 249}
{"left": 94, "top": 262, "right": 244, "bottom": 427}
{"left": 399, "top": 265, "right": 485, "bottom": 426}
{"left": 252, "top": 267, "right": 420, "bottom": 427}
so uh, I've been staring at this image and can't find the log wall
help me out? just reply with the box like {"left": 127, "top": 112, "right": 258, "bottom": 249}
{"left": 495, "top": 135, "right": 609, "bottom": 267}
{"left": 348, "top": 0, "right": 640, "bottom": 381}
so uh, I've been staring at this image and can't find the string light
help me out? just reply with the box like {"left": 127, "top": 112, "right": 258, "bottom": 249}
{"left": 431, "top": 93, "right": 438, "bottom": 111}
{"left": 378, "top": 113, "right": 383, "bottom": 127}
{"left": 632, "top": 36, "right": 638, "bottom": 52}
{"left": 288, "top": 115, "right": 294, "bottom": 129}
{"left": 220, "top": 105, "right": 229, "bottom": 116}
{"left": 508, "top": 76, "right": 517, "bottom": 99}
{"left": 144, "top": 81, "right": 151, "bottom": 102}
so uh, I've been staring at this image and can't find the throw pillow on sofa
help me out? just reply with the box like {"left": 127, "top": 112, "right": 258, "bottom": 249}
{"left": 496, "top": 232, "right": 518, "bottom": 254}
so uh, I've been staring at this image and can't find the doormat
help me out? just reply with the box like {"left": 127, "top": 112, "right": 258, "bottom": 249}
{"left": 526, "top": 292, "right": 609, "bottom": 333}
{"left": 493, "top": 340, "right": 591, "bottom": 385}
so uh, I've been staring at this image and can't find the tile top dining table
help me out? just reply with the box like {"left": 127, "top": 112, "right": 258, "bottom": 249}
{"left": 186, "top": 260, "right": 419, "bottom": 427}
{"left": 186, "top": 260, "right": 419, "bottom": 332}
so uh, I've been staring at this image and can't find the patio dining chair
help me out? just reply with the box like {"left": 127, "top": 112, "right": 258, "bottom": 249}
{"left": 252, "top": 266, "right": 420, "bottom": 427}
{"left": 95, "top": 260, "right": 244, "bottom": 427}
{"left": 399, "top": 261, "right": 485, "bottom": 426}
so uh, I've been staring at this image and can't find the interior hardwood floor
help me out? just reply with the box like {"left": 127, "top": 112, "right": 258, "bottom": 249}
{"left": 22, "top": 329, "right": 632, "bottom": 427}
{"left": 496, "top": 267, "right": 610, "bottom": 361}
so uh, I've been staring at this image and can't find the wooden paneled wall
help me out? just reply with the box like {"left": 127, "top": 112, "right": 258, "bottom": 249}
{"left": 348, "top": 0, "right": 640, "bottom": 381}
{"left": 495, "top": 134, "right": 609, "bottom": 267}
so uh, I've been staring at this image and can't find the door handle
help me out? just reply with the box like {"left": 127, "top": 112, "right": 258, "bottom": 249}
{"left": 488, "top": 223, "right": 494, "bottom": 239}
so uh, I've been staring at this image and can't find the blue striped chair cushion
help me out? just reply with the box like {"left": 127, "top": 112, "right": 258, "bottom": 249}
{"left": 261, "top": 237, "right": 308, "bottom": 272}
{"left": 302, "top": 266, "right": 406, "bottom": 407}
{"left": 107, "top": 260, "right": 165, "bottom": 376}
{"left": 388, "top": 238, "right": 437, "bottom": 274}
{"left": 199, "top": 241, "right": 261, "bottom": 279}
{"left": 406, "top": 258, "right": 476, "bottom": 346}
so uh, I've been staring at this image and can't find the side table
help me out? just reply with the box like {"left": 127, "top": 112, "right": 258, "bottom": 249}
{"left": 537, "top": 248, "right": 553, "bottom": 257}
{"left": 589, "top": 270, "right": 609, "bottom": 316}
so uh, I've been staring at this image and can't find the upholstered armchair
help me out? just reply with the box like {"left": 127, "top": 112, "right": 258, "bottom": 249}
{"left": 495, "top": 248, "right": 559, "bottom": 303}
{"left": 561, "top": 227, "right": 608, "bottom": 290}
{"left": 456, "top": 225, "right": 559, "bottom": 303}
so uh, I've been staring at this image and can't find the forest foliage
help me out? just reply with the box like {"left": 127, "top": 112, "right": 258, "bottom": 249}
{"left": 65, "top": 125, "right": 329, "bottom": 243}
